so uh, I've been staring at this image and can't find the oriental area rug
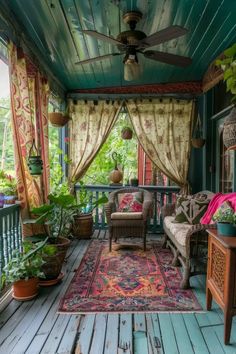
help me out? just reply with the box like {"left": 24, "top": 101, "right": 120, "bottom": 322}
{"left": 58, "top": 240, "right": 202, "bottom": 313}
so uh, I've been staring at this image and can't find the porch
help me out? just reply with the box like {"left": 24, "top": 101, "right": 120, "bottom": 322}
{"left": 1, "top": 229, "right": 236, "bottom": 354}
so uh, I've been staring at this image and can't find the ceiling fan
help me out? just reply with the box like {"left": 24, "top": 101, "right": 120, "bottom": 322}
{"left": 75, "top": 11, "right": 192, "bottom": 81}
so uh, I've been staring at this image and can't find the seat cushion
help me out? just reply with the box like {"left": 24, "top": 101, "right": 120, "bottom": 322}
{"left": 164, "top": 216, "right": 193, "bottom": 247}
{"left": 117, "top": 192, "right": 143, "bottom": 212}
{"left": 111, "top": 212, "right": 143, "bottom": 220}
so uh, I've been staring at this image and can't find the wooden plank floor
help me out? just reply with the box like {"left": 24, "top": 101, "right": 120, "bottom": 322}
{"left": 0, "top": 230, "right": 236, "bottom": 354}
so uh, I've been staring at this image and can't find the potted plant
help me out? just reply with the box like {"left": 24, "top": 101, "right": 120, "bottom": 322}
{"left": 0, "top": 170, "right": 17, "bottom": 204}
{"left": 72, "top": 181, "right": 108, "bottom": 238}
{"left": 216, "top": 44, "right": 236, "bottom": 150}
{"left": 213, "top": 207, "right": 236, "bottom": 236}
{"left": 121, "top": 126, "right": 133, "bottom": 140}
{"left": 30, "top": 191, "right": 76, "bottom": 280}
{"left": 27, "top": 139, "right": 43, "bottom": 176}
{"left": 48, "top": 106, "right": 71, "bottom": 128}
{"left": 1, "top": 239, "right": 47, "bottom": 300}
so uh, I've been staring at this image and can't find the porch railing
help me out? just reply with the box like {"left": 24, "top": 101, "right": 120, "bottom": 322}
{"left": 0, "top": 204, "right": 22, "bottom": 292}
{"left": 75, "top": 184, "right": 180, "bottom": 233}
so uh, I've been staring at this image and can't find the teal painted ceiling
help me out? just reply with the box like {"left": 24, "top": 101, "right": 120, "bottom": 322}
{"left": 2, "top": 0, "right": 236, "bottom": 91}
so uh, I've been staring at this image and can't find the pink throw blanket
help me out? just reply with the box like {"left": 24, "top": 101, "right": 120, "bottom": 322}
{"left": 201, "top": 192, "right": 236, "bottom": 224}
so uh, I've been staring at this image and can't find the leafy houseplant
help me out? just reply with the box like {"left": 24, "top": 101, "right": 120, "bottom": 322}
{"left": 30, "top": 191, "right": 76, "bottom": 280}
{"left": 2, "top": 239, "right": 47, "bottom": 300}
{"left": 216, "top": 44, "right": 236, "bottom": 150}
{"left": 213, "top": 207, "right": 236, "bottom": 236}
{"left": 0, "top": 170, "right": 17, "bottom": 203}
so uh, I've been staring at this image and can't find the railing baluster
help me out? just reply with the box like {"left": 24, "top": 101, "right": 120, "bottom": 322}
{"left": 95, "top": 191, "right": 99, "bottom": 228}
{"left": 0, "top": 205, "right": 21, "bottom": 292}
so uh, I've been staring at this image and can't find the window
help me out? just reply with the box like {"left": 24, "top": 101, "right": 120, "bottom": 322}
{"left": 219, "top": 125, "right": 234, "bottom": 193}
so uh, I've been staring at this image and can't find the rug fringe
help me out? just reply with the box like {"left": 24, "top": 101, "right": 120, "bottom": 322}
{"left": 57, "top": 310, "right": 206, "bottom": 315}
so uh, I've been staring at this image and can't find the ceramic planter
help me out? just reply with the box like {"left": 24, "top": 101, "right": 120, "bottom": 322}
{"left": 28, "top": 156, "right": 43, "bottom": 176}
{"left": 40, "top": 236, "right": 70, "bottom": 282}
{"left": 217, "top": 222, "right": 236, "bottom": 236}
{"left": 72, "top": 213, "right": 93, "bottom": 239}
{"left": 12, "top": 277, "right": 39, "bottom": 301}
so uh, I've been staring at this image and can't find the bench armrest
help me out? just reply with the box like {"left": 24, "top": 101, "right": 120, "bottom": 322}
{"left": 161, "top": 203, "right": 176, "bottom": 218}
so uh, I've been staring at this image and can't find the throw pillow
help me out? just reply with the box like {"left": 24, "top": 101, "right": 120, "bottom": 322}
{"left": 117, "top": 192, "right": 143, "bottom": 212}
{"left": 174, "top": 194, "right": 210, "bottom": 224}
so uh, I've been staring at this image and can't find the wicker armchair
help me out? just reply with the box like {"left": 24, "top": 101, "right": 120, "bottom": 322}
{"left": 104, "top": 188, "right": 153, "bottom": 251}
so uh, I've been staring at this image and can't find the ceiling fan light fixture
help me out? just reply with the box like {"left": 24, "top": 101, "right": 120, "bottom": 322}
{"left": 124, "top": 61, "right": 141, "bottom": 81}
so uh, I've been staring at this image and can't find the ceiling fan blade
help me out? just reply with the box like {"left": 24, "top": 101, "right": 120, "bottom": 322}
{"left": 75, "top": 53, "right": 122, "bottom": 65}
{"left": 83, "top": 30, "right": 124, "bottom": 47}
{"left": 143, "top": 50, "right": 192, "bottom": 67}
{"left": 138, "top": 26, "right": 188, "bottom": 48}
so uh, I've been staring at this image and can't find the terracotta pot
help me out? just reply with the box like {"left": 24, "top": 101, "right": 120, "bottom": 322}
{"left": 191, "top": 138, "right": 206, "bottom": 148}
{"left": 13, "top": 277, "right": 39, "bottom": 301}
{"left": 49, "top": 112, "right": 70, "bottom": 127}
{"left": 72, "top": 213, "right": 93, "bottom": 239}
{"left": 121, "top": 127, "right": 133, "bottom": 140}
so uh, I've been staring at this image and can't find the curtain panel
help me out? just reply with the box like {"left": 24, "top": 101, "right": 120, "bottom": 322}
{"left": 8, "top": 42, "right": 50, "bottom": 234}
{"left": 68, "top": 100, "right": 122, "bottom": 182}
{"left": 126, "top": 98, "right": 194, "bottom": 193}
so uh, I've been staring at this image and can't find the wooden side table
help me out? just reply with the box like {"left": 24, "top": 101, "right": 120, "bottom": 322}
{"left": 206, "top": 229, "right": 236, "bottom": 344}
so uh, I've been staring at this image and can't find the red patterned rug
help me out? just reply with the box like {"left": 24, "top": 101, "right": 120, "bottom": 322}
{"left": 58, "top": 240, "right": 202, "bottom": 313}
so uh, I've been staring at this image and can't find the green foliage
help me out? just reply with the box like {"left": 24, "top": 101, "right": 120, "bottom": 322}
{"left": 2, "top": 239, "right": 47, "bottom": 286}
{"left": 216, "top": 44, "right": 236, "bottom": 101}
{"left": 0, "top": 96, "right": 15, "bottom": 174}
{"left": 0, "top": 170, "right": 17, "bottom": 195}
{"left": 75, "top": 181, "right": 108, "bottom": 214}
{"left": 213, "top": 208, "right": 236, "bottom": 224}
{"left": 32, "top": 191, "right": 76, "bottom": 238}
{"left": 83, "top": 112, "right": 138, "bottom": 185}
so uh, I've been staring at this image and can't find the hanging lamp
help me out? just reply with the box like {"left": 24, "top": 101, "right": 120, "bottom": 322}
{"left": 191, "top": 114, "right": 205, "bottom": 148}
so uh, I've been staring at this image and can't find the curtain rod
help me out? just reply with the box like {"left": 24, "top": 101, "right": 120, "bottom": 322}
{"left": 67, "top": 93, "right": 196, "bottom": 101}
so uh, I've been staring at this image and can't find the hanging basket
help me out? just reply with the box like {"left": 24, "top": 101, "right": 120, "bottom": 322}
{"left": 191, "top": 115, "right": 205, "bottom": 148}
{"left": 27, "top": 140, "right": 43, "bottom": 176}
{"left": 49, "top": 112, "right": 70, "bottom": 127}
{"left": 121, "top": 127, "right": 133, "bottom": 140}
{"left": 223, "top": 106, "right": 236, "bottom": 150}
{"left": 191, "top": 138, "right": 206, "bottom": 148}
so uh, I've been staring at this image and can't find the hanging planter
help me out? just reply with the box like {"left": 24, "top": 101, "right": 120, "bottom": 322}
{"left": 48, "top": 112, "right": 71, "bottom": 127}
{"left": 222, "top": 106, "right": 236, "bottom": 150}
{"left": 121, "top": 126, "right": 133, "bottom": 140}
{"left": 191, "top": 115, "right": 205, "bottom": 148}
{"left": 27, "top": 139, "right": 43, "bottom": 176}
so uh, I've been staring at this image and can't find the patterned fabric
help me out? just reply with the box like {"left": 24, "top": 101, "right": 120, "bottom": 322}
{"left": 8, "top": 42, "right": 50, "bottom": 235}
{"left": 117, "top": 192, "right": 143, "bottom": 212}
{"left": 68, "top": 100, "right": 122, "bottom": 182}
{"left": 58, "top": 240, "right": 202, "bottom": 313}
{"left": 174, "top": 194, "right": 210, "bottom": 224}
{"left": 111, "top": 212, "right": 143, "bottom": 220}
{"left": 164, "top": 216, "right": 193, "bottom": 247}
{"left": 126, "top": 99, "right": 194, "bottom": 194}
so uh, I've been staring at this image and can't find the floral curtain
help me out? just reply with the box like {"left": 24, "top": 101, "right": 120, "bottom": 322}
{"left": 68, "top": 100, "right": 122, "bottom": 182}
{"left": 8, "top": 42, "right": 50, "bottom": 234}
{"left": 126, "top": 98, "right": 194, "bottom": 193}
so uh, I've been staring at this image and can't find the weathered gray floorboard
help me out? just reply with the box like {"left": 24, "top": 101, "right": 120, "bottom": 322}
{"left": 104, "top": 314, "right": 119, "bottom": 354}
{"left": 1, "top": 235, "right": 236, "bottom": 354}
